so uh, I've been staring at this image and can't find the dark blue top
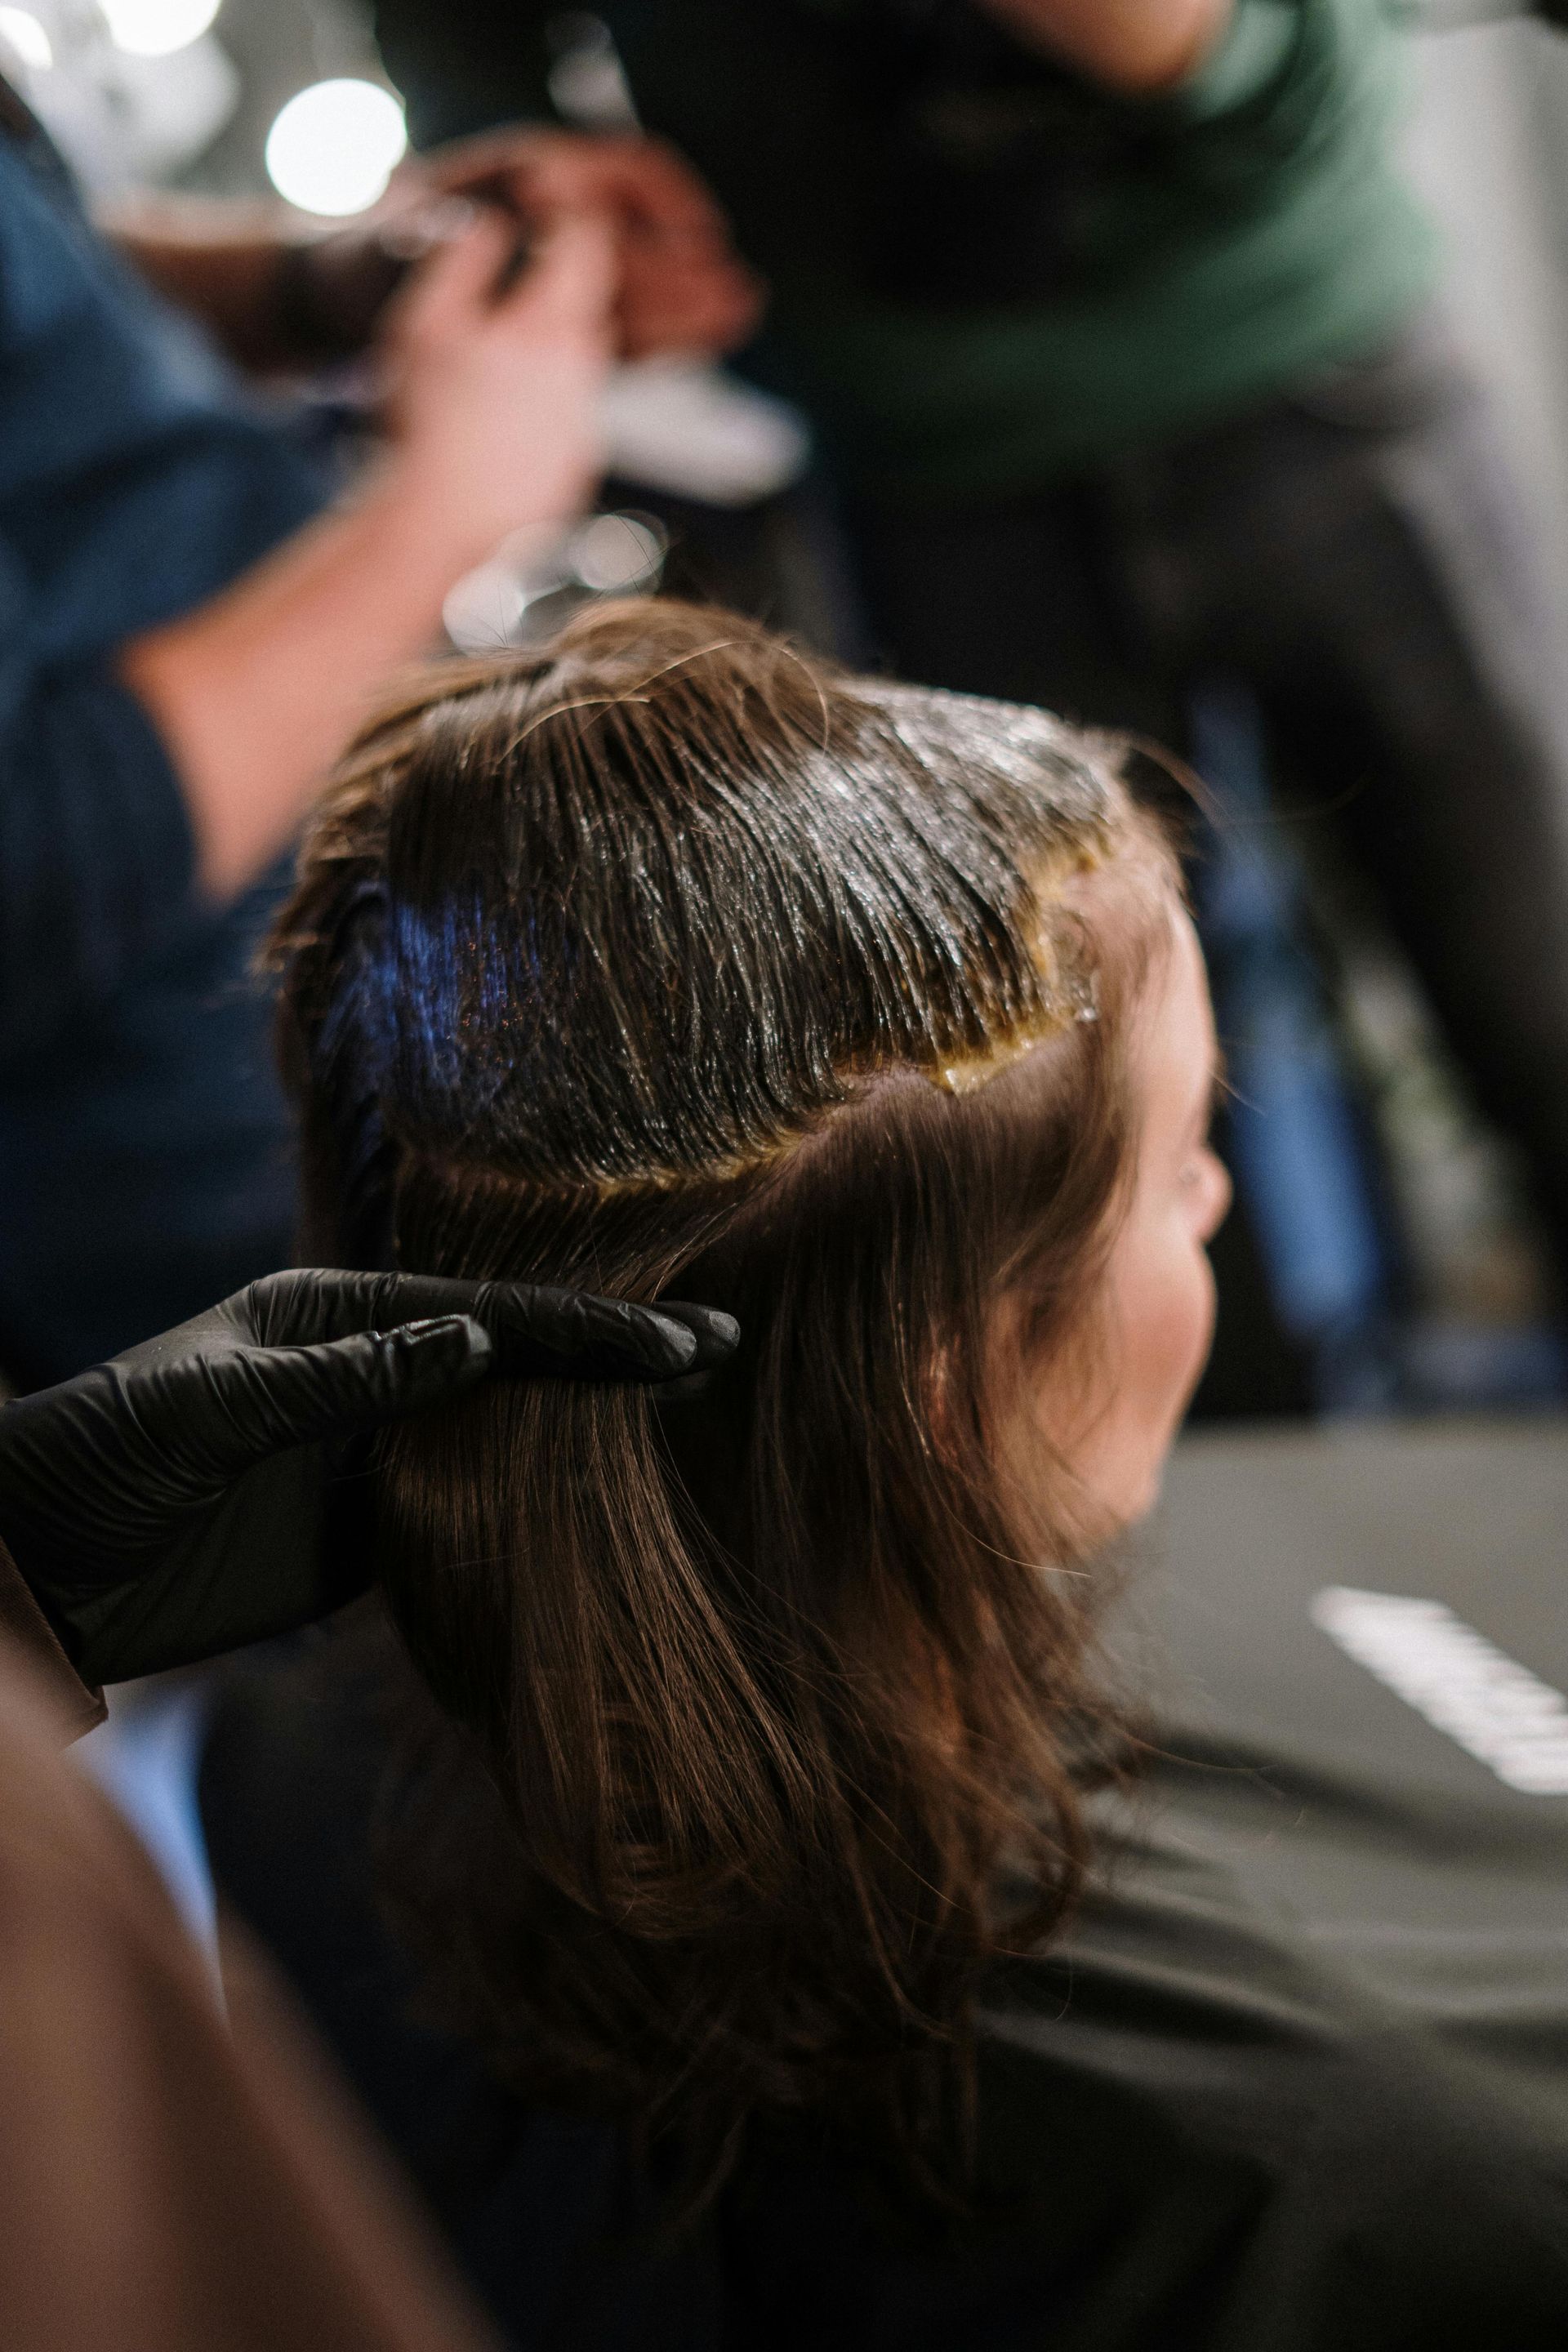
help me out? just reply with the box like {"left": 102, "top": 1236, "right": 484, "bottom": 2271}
{"left": 0, "top": 105, "right": 327, "bottom": 1388}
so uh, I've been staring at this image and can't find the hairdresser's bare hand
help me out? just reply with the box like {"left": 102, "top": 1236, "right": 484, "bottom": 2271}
{"left": 975, "top": 0, "right": 1230, "bottom": 89}
{"left": 381, "top": 203, "right": 615, "bottom": 564}
{"left": 419, "top": 128, "right": 764, "bottom": 359}
{"left": 0, "top": 1269, "right": 737, "bottom": 1690}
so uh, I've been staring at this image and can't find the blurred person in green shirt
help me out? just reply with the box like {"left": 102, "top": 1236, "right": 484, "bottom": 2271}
{"left": 373, "top": 2, "right": 1430, "bottom": 492}
{"left": 372, "top": 0, "right": 1568, "bottom": 1330}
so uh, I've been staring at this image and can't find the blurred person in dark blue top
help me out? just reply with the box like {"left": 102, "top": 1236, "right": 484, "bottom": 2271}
{"left": 0, "top": 90, "right": 317, "bottom": 1388}
{"left": 0, "top": 68, "right": 758, "bottom": 1389}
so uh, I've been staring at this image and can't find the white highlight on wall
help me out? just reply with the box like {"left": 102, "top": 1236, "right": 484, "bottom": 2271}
{"left": 99, "top": 0, "right": 221, "bottom": 59}
{"left": 264, "top": 78, "right": 408, "bottom": 220}
{"left": 1312, "top": 1585, "right": 1568, "bottom": 1795}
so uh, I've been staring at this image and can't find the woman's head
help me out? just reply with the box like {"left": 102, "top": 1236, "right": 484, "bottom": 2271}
{"left": 1024, "top": 898, "right": 1228, "bottom": 1539}
{"left": 273, "top": 599, "right": 1223, "bottom": 2188}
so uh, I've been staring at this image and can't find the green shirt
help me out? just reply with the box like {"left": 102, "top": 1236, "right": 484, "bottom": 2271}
{"left": 375, "top": 0, "right": 1439, "bottom": 500}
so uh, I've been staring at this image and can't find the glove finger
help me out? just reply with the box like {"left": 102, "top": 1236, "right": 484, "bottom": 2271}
{"left": 468, "top": 1287, "right": 739, "bottom": 1380}
{"left": 198, "top": 1317, "right": 495, "bottom": 1463}
{"left": 244, "top": 1270, "right": 733, "bottom": 1383}
{"left": 241, "top": 1268, "right": 510, "bottom": 1346}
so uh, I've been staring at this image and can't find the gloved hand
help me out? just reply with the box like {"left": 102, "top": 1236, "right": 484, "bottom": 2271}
{"left": 0, "top": 1270, "right": 736, "bottom": 1687}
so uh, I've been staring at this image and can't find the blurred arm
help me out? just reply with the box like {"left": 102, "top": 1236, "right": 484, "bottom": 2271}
{"left": 119, "top": 207, "right": 609, "bottom": 902}
{"left": 117, "top": 470, "right": 485, "bottom": 902}
{"left": 977, "top": 0, "right": 1234, "bottom": 91}
{"left": 0, "top": 185, "right": 603, "bottom": 1050}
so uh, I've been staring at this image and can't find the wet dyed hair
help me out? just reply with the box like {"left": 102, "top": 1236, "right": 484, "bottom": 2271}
{"left": 272, "top": 600, "right": 1180, "bottom": 2201}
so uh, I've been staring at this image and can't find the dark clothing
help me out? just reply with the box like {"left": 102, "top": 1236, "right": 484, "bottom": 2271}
{"left": 203, "top": 1417, "right": 1568, "bottom": 2351}
{"left": 0, "top": 97, "right": 324, "bottom": 1387}
{"left": 846, "top": 314, "right": 1568, "bottom": 1262}
{"left": 373, "top": 0, "right": 1436, "bottom": 501}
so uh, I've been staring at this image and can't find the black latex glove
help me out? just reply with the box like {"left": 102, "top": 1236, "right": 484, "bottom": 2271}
{"left": 0, "top": 1270, "right": 736, "bottom": 1687}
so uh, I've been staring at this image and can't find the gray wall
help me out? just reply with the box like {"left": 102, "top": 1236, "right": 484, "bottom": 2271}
{"left": 1402, "top": 10, "right": 1568, "bottom": 623}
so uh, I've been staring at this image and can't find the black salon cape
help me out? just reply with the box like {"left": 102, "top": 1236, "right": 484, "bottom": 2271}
{"left": 202, "top": 1423, "right": 1568, "bottom": 2350}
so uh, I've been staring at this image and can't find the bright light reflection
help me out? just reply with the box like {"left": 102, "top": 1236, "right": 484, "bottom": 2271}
{"left": 99, "top": 0, "right": 221, "bottom": 58}
{"left": 264, "top": 78, "right": 408, "bottom": 218}
{"left": 0, "top": 7, "right": 52, "bottom": 68}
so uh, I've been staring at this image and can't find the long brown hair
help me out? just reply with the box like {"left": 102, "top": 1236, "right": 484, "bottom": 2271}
{"left": 272, "top": 600, "right": 1178, "bottom": 2202}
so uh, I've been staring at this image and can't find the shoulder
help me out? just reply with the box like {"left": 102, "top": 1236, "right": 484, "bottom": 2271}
{"left": 961, "top": 1831, "right": 1568, "bottom": 2347}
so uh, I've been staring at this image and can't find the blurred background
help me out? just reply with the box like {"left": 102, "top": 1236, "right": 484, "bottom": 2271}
{"left": 10, "top": 0, "right": 1568, "bottom": 1423}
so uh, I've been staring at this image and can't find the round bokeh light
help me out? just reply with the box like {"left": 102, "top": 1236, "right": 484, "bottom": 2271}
{"left": 99, "top": 0, "right": 222, "bottom": 58}
{"left": 264, "top": 79, "right": 408, "bottom": 220}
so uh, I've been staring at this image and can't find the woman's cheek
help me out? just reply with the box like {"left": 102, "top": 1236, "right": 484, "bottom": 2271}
{"left": 1155, "top": 1200, "right": 1221, "bottom": 1420}
{"left": 1179, "top": 1230, "right": 1219, "bottom": 1405}
{"left": 1088, "top": 1213, "right": 1211, "bottom": 1519}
